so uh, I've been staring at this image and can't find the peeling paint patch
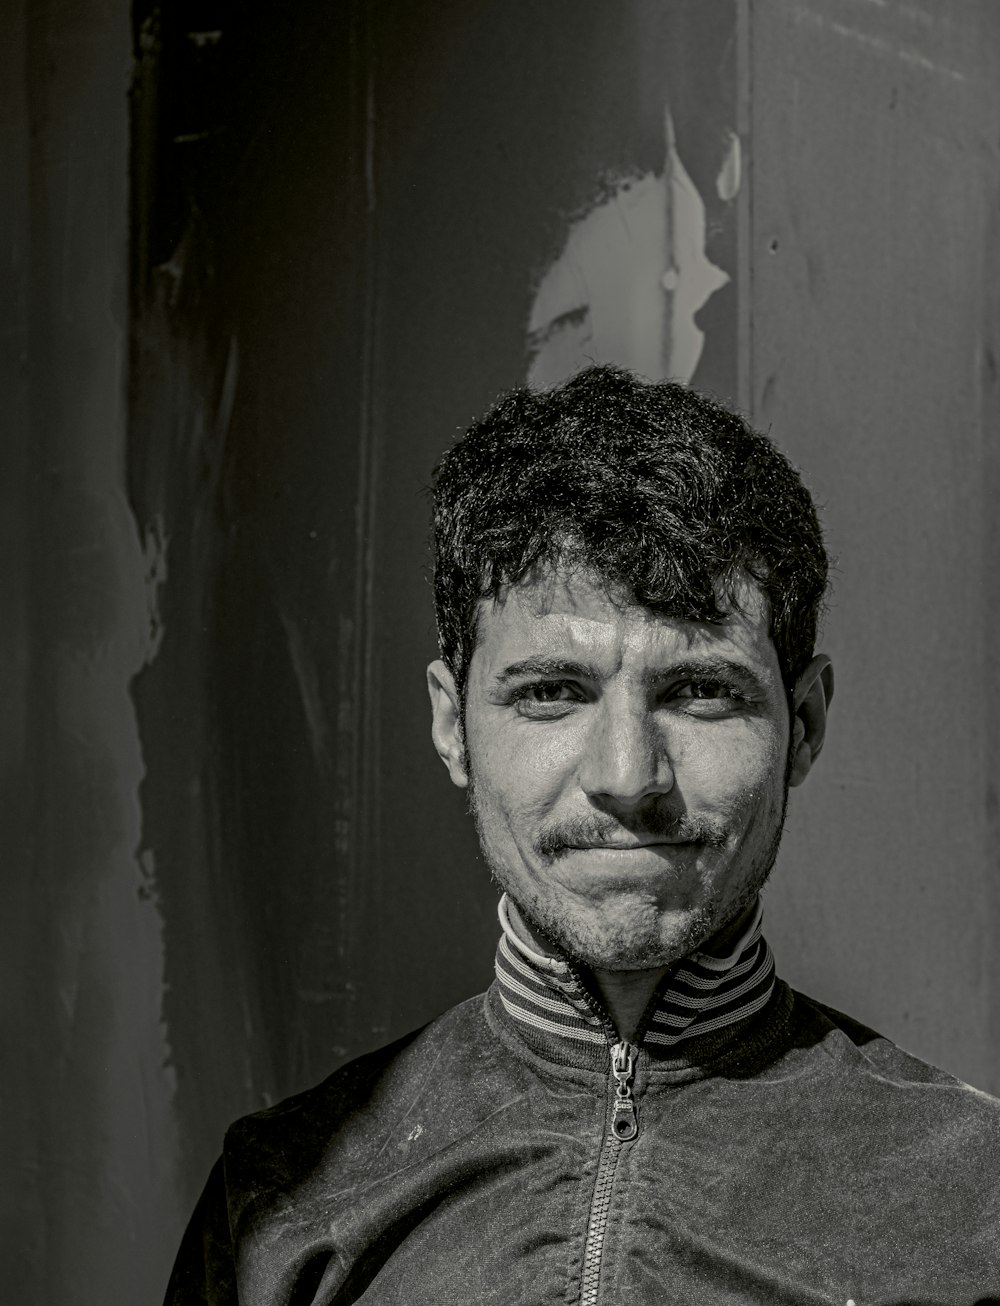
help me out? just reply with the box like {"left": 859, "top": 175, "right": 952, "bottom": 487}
{"left": 662, "top": 109, "right": 730, "bottom": 384}
{"left": 528, "top": 171, "right": 664, "bottom": 386}
{"left": 527, "top": 105, "right": 729, "bottom": 388}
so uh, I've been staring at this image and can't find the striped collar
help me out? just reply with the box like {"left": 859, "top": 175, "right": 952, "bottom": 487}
{"left": 493, "top": 893, "right": 776, "bottom": 1066}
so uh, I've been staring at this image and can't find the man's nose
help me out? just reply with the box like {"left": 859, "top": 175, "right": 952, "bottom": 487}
{"left": 577, "top": 702, "right": 674, "bottom": 809}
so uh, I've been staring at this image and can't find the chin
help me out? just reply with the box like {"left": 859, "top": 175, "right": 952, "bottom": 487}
{"left": 523, "top": 890, "right": 722, "bottom": 973}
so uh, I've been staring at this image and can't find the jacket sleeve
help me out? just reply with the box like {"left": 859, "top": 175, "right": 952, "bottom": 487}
{"left": 163, "top": 1157, "right": 239, "bottom": 1305}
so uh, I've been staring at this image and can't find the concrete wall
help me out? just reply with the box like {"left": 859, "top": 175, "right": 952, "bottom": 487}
{"left": 751, "top": 0, "right": 1000, "bottom": 1090}
{"left": 5, "top": 0, "right": 999, "bottom": 1298}
{"left": 0, "top": 2, "right": 180, "bottom": 1302}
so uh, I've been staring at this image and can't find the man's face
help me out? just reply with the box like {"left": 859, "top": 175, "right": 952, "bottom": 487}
{"left": 430, "top": 565, "right": 804, "bottom": 972}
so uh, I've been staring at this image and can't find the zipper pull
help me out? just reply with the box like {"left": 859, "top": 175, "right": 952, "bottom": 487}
{"left": 609, "top": 1041, "right": 639, "bottom": 1141}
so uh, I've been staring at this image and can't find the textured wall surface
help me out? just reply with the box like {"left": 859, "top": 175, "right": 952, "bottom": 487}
{"left": 749, "top": 0, "right": 1000, "bottom": 1091}
{"left": 127, "top": 0, "right": 752, "bottom": 1232}
{"left": 0, "top": 2, "right": 180, "bottom": 1302}
{"left": 5, "top": 1, "right": 1000, "bottom": 1299}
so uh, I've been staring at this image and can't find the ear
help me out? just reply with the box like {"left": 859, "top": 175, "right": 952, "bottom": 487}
{"left": 787, "top": 654, "right": 834, "bottom": 788}
{"left": 427, "top": 659, "right": 469, "bottom": 789}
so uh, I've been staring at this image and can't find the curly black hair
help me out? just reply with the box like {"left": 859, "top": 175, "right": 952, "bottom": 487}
{"left": 431, "top": 365, "right": 829, "bottom": 697}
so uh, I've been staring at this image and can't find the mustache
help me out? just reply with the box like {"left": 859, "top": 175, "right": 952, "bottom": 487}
{"left": 534, "top": 809, "right": 729, "bottom": 859}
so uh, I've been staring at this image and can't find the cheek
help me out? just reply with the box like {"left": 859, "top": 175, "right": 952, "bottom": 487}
{"left": 467, "top": 718, "right": 576, "bottom": 826}
{"left": 672, "top": 721, "right": 786, "bottom": 809}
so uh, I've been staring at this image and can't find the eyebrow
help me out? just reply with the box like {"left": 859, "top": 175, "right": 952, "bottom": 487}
{"left": 494, "top": 656, "right": 596, "bottom": 686}
{"left": 493, "top": 655, "right": 769, "bottom": 696}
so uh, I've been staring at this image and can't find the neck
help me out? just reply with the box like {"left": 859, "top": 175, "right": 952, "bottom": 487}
{"left": 504, "top": 898, "right": 759, "bottom": 1044}
{"left": 586, "top": 965, "right": 669, "bottom": 1043}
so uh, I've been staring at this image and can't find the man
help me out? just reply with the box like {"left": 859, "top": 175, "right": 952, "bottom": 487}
{"left": 167, "top": 366, "right": 1000, "bottom": 1304}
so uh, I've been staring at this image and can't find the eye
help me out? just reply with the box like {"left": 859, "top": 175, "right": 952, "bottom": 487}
{"left": 672, "top": 680, "right": 748, "bottom": 714}
{"left": 676, "top": 680, "right": 724, "bottom": 699}
{"left": 509, "top": 681, "right": 584, "bottom": 717}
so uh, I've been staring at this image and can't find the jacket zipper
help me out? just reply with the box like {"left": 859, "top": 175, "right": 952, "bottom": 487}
{"left": 580, "top": 1040, "right": 638, "bottom": 1305}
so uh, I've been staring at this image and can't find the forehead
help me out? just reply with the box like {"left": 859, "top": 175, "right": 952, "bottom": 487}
{"left": 470, "top": 567, "right": 782, "bottom": 685}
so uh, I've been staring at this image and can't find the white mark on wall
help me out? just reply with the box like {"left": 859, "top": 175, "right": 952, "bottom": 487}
{"left": 280, "top": 608, "right": 333, "bottom": 775}
{"left": 716, "top": 130, "right": 741, "bottom": 202}
{"left": 527, "top": 106, "right": 730, "bottom": 388}
{"left": 836, "top": 0, "right": 944, "bottom": 32}
{"left": 200, "top": 334, "right": 239, "bottom": 497}
{"left": 793, "top": 5, "right": 966, "bottom": 82}
{"left": 406, "top": 1123, "right": 424, "bottom": 1142}
{"left": 216, "top": 336, "right": 239, "bottom": 447}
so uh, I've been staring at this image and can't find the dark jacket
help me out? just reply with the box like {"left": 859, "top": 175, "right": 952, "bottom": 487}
{"left": 165, "top": 951, "right": 1000, "bottom": 1305}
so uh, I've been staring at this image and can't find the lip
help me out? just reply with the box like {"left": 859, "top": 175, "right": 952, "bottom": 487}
{"left": 569, "top": 839, "right": 696, "bottom": 851}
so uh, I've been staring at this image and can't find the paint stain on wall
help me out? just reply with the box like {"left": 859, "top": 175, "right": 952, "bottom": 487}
{"left": 527, "top": 108, "right": 730, "bottom": 387}
{"left": 716, "top": 130, "right": 742, "bottom": 203}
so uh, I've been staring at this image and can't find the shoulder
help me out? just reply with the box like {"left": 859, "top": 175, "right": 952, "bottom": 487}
{"left": 790, "top": 988, "right": 992, "bottom": 1084}
{"left": 226, "top": 990, "right": 493, "bottom": 1138}
{"left": 219, "top": 992, "right": 495, "bottom": 1216}
{"left": 783, "top": 985, "right": 1000, "bottom": 1127}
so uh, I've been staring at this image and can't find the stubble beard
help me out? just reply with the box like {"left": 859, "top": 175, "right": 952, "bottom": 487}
{"left": 466, "top": 767, "right": 791, "bottom": 972}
